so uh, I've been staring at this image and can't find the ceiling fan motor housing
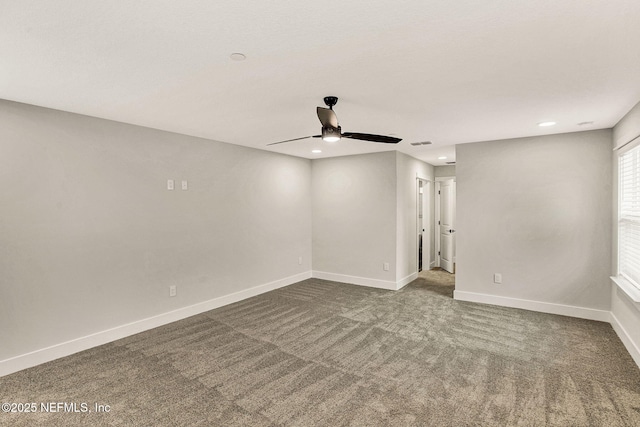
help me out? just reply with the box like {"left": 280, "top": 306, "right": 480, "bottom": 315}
{"left": 322, "top": 125, "right": 341, "bottom": 140}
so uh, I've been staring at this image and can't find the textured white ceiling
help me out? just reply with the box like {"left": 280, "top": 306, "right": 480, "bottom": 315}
{"left": 2, "top": 1, "right": 640, "bottom": 165}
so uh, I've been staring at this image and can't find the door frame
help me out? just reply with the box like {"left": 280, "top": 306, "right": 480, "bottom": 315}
{"left": 435, "top": 176, "right": 456, "bottom": 270}
{"left": 416, "top": 177, "right": 431, "bottom": 273}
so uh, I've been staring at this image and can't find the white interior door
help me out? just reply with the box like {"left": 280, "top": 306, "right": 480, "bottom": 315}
{"left": 438, "top": 179, "right": 456, "bottom": 273}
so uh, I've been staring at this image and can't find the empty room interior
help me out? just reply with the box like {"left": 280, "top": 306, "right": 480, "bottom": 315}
{"left": 2, "top": 1, "right": 640, "bottom": 426}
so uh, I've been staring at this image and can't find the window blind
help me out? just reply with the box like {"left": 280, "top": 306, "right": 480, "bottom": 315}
{"left": 619, "top": 145, "right": 640, "bottom": 289}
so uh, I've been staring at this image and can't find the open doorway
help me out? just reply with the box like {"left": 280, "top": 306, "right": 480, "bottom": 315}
{"left": 416, "top": 174, "right": 455, "bottom": 295}
{"left": 416, "top": 178, "right": 431, "bottom": 272}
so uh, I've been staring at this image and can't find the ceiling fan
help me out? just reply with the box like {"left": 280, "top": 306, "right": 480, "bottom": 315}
{"left": 267, "top": 96, "right": 402, "bottom": 146}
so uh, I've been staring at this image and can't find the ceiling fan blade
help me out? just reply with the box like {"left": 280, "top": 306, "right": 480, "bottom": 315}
{"left": 267, "top": 135, "right": 321, "bottom": 146}
{"left": 342, "top": 132, "right": 402, "bottom": 144}
{"left": 317, "top": 107, "right": 339, "bottom": 128}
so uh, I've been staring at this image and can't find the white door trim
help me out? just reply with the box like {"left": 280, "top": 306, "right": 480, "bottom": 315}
{"left": 434, "top": 181, "right": 441, "bottom": 268}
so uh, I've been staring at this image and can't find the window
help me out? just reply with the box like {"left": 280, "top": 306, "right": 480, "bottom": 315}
{"left": 619, "top": 144, "right": 640, "bottom": 290}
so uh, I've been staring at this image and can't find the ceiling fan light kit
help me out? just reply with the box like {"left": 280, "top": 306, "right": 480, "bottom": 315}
{"left": 268, "top": 96, "right": 402, "bottom": 146}
{"left": 321, "top": 126, "right": 341, "bottom": 142}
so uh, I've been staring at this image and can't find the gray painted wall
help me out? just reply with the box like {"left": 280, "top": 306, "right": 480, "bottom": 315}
{"left": 434, "top": 165, "right": 455, "bottom": 177}
{"left": 0, "top": 100, "right": 312, "bottom": 361}
{"left": 456, "top": 130, "right": 612, "bottom": 310}
{"left": 15, "top": 93, "right": 629, "bottom": 370}
{"left": 311, "top": 151, "right": 433, "bottom": 285}
{"left": 311, "top": 151, "right": 398, "bottom": 281}
{"left": 1, "top": 100, "right": 434, "bottom": 368}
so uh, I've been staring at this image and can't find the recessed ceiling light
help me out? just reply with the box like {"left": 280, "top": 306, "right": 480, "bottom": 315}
{"left": 230, "top": 53, "right": 246, "bottom": 61}
{"left": 438, "top": 156, "right": 447, "bottom": 160}
{"left": 578, "top": 121, "right": 594, "bottom": 126}
{"left": 311, "top": 149, "right": 322, "bottom": 154}
{"left": 538, "top": 121, "right": 556, "bottom": 127}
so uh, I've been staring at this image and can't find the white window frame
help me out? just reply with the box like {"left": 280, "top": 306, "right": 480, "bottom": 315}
{"left": 612, "top": 138, "right": 640, "bottom": 303}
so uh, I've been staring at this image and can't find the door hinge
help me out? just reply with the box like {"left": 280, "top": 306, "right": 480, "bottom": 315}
{"left": 438, "top": 220, "right": 441, "bottom": 225}
{"left": 438, "top": 251, "right": 441, "bottom": 256}
{"left": 438, "top": 190, "right": 441, "bottom": 194}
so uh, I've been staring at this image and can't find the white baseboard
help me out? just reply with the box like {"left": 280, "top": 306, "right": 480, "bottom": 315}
{"left": 312, "top": 270, "right": 397, "bottom": 290}
{"left": 610, "top": 312, "right": 640, "bottom": 369}
{"left": 312, "top": 271, "right": 399, "bottom": 290}
{"left": 8, "top": 273, "right": 633, "bottom": 378}
{"left": 453, "top": 290, "right": 611, "bottom": 322}
{"left": 397, "top": 272, "right": 419, "bottom": 290}
{"left": 0, "top": 271, "right": 312, "bottom": 378}
{"left": 312, "top": 271, "right": 418, "bottom": 291}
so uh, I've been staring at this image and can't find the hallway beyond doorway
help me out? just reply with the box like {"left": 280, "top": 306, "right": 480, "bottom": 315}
{"left": 418, "top": 267, "right": 455, "bottom": 289}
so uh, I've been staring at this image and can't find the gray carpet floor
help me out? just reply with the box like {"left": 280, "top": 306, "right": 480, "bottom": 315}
{"left": 2, "top": 272, "right": 640, "bottom": 426}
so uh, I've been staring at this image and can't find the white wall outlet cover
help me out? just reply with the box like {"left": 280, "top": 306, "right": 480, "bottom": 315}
{"left": 169, "top": 285, "right": 177, "bottom": 297}
{"left": 298, "top": 256, "right": 303, "bottom": 265}
{"left": 494, "top": 273, "right": 502, "bottom": 284}
{"left": 181, "top": 180, "right": 188, "bottom": 190}
{"left": 383, "top": 262, "right": 390, "bottom": 271}
{"left": 167, "top": 179, "right": 175, "bottom": 190}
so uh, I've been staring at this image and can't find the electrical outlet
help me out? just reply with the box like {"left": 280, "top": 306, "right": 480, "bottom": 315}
{"left": 167, "top": 179, "right": 174, "bottom": 190}
{"left": 181, "top": 180, "right": 188, "bottom": 190}
{"left": 493, "top": 273, "right": 502, "bottom": 284}
{"left": 298, "top": 256, "right": 303, "bottom": 265}
{"left": 169, "top": 285, "right": 177, "bottom": 297}
{"left": 383, "top": 262, "right": 390, "bottom": 271}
